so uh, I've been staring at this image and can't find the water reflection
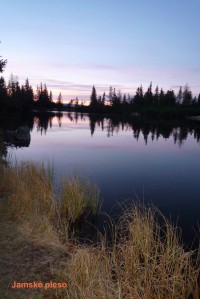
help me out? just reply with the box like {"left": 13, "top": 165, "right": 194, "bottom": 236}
{"left": 34, "top": 111, "right": 63, "bottom": 135}
{"left": 1, "top": 112, "right": 200, "bottom": 160}
{"left": 4, "top": 126, "right": 30, "bottom": 147}
{"left": 33, "top": 112, "right": 200, "bottom": 146}
{"left": 0, "top": 112, "right": 32, "bottom": 160}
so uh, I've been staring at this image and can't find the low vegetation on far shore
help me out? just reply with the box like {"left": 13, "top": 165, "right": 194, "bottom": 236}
{"left": 0, "top": 161, "right": 199, "bottom": 299}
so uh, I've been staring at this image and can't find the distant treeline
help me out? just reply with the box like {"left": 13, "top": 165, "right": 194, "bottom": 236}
{"left": 88, "top": 84, "right": 200, "bottom": 118}
{"left": 0, "top": 75, "right": 63, "bottom": 110}
{"left": 1, "top": 48, "right": 200, "bottom": 118}
{"left": 1, "top": 71, "right": 200, "bottom": 118}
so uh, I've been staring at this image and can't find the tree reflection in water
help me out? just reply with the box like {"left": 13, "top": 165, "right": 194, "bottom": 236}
{"left": 1, "top": 111, "right": 200, "bottom": 161}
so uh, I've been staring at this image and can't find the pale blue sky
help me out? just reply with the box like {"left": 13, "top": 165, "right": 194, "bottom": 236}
{"left": 1, "top": 0, "right": 200, "bottom": 101}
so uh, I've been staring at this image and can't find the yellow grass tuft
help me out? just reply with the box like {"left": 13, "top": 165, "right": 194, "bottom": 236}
{"left": 61, "top": 176, "right": 99, "bottom": 222}
{"left": 0, "top": 161, "right": 99, "bottom": 243}
{"left": 62, "top": 247, "right": 115, "bottom": 298}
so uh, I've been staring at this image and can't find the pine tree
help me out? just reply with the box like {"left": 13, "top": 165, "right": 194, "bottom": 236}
{"left": 127, "top": 93, "right": 131, "bottom": 104}
{"left": 165, "top": 90, "right": 176, "bottom": 106}
{"left": 144, "top": 82, "right": 153, "bottom": 106}
{"left": 7, "top": 74, "right": 18, "bottom": 98}
{"left": 182, "top": 85, "right": 192, "bottom": 106}
{"left": 37, "top": 82, "right": 50, "bottom": 107}
{"left": 75, "top": 97, "right": 79, "bottom": 105}
{"left": 177, "top": 87, "right": 183, "bottom": 105}
{"left": 23, "top": 78, "right": 34, "bottom": 108}
{"left": 122, "top": 94, "right": 127, "bottom": 105}
{"left": 90, "top": 86, "right": 97, "bottom": 106}
{"left": 154, "top": 86, "right": 159, "bottom": 105}
{"left": 134, "top": 87, "right": 141, "bottom": 106}
{"left": 98, "top": 95, "right": 102, "bottom": 105}
{"left": 159, "top": 88, "right": 165, "bottom": 105}
{"left": 6, "top": 74, "right": 23, "bottom": 108}
{"left": 134, "top": 85, "right": 143, "bottom": 106}
{"left": 49, "top": 91, "right": 53, "bottom": 103}
{"left": 197, "top": 94, "right": 200, "bottom": 106}
{"left": 112, "top": 88, "right": 120, "bottom": 107}
{"left": 57, "top": 92, "right": 62, "bottom": 104}
{"left": 0, "top": 76, "right": 7, "bottom": 106}
{"left": 102, "top": 92, "right": 106, "bottom": 106}
{"left": 117, "top": 90, "right": 122, "bottom": 103}
{"left": 108, "top": 86, "right": 113, "bottom": 105}
{"left": 57, "top": 92, "right": 63, "bottom": 109}
{"left": 139, "top": 85, "right": 144, "bottom": 99}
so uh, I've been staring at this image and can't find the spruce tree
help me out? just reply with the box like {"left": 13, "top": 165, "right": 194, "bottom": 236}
{"left": 182, "top": 85, "right": 192, "bottom": 106}
{"left": 197, "top": 94, "right": 200, "bottom": 106}
{"left": 0, "top": 76, "right": 7, "bottom": 106}
{"left": 154, "top": 86, "right": 159, "bottom": 105}
{"left": 23, "top": 78, "right": 34, "bottom": 108}
{"left": 102, "top": 92, "right": 106, "bottom": 106}
{"left": 144, "top": 82, "right": 153, "bottom": 106}
{"left": 177, "top": 87, "right": 183, "bottom": 105}
{"left": 90, "top": 86, "right": 97, "bottom": 106}
{"left": 57, "top": 92, "right": 63, "bottom": 105}
{"left": 49, "top": 91, "right": 53, "bottom": 103}
{"left": 75, "top": 97, "right": 79, "bottom": 105}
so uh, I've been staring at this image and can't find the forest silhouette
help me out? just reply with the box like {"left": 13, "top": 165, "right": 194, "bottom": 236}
{"left": 1, "top": 50, "right": 200, "bottom": 118}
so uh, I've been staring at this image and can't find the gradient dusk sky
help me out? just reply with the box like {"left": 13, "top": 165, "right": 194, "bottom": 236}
{"left": 1, "top": 0, "right": 200, "bottom": 102}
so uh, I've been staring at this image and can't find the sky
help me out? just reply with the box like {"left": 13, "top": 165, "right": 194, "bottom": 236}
{"left": 1, "top": 0, "right": 200, "bottom": 102}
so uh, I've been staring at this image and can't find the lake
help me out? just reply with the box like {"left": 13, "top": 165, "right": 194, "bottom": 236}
{"left": 2, "top": 111, "right": 200, "bottom": 247}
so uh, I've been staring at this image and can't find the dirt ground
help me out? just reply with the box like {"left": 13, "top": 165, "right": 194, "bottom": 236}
{"left": 0, "top": 221, "right": 70, "bottom": 299}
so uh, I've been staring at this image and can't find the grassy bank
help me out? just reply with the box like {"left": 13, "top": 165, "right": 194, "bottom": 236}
{"left": 0, "top": 161, "right": 199, "bottom": 298}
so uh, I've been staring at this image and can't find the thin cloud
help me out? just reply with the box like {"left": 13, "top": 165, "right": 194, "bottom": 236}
{"left": 170, "top": 84, "right": 200, "bottom": 89}
{"left": 88, "top": 63, "right": 119, "bottom": 71}
{"left": 190, "top": 67, "right": 200, "bottom": 73}
{"left": 170, "top": 85, "right": 183, "bottom": 89}
{"left": 48, "top": 61, "right": 120, "bottom": 72}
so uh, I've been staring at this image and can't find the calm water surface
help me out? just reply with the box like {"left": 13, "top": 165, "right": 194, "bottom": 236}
{"left": 6, "top": 112, "right": 200, "bottom": 246}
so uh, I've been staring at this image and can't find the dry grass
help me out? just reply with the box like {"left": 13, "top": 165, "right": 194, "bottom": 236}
{"left": 114, "top": 205, "right": 200, "bottom": 299}
{"left": 0, "top": 161, "right": 99, "bottom": 242}
{"left": 0, "top": 161, "right": 199, "bottom": 299}
{"left": 61, "top": 176, "right": 99, "bottom": 221}
{"left": 59, "top": 176, "right": 99, "bottom": 240}
{"left": 61, "top": 204, "right": 200, "bottom": 299}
